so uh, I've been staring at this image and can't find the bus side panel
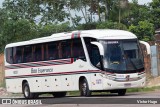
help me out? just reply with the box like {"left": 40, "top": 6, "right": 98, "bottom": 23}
{"left": 27, "top": 59, "right": 95, "bottom": 93}
{"left": 5, "top": 59, "right": 98, "bottom": 93}
{"left": 89, "top": 73, "right": 104, "bottom": 90}
{"left": 6, "top": 78, "right": 23, "bottom": 93}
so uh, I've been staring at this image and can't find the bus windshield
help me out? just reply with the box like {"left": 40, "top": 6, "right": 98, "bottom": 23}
{"left": 100, "top": 39, "right": 144, "bottom": 73}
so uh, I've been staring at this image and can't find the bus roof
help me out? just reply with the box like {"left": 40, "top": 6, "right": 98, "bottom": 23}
{"left": 5, "top": 29, "right": 137, "bottom": 48}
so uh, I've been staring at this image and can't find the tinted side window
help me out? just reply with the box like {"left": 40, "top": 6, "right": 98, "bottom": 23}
{"left": 23, "top": 45, "right": 32, "bottom": 63}
{"left": 46, "top": 42, "right": 58, "bottom": 60}
{"left": 34, "top": 44, "right": 43, "bottom": 61}
{"left": 61, "top": 40, "right": 71, "bottom": 59}
{"left": 6, "top": 48, "right": 13, "bottom": 64}
{"left": 15, "top": 47, "right": 23, "bottom": 63}
{"left": 72, "top": 38, "right": 86, "bottom": 61}
{"left": 84, "top": 37, "right": 99, "bottom": 66}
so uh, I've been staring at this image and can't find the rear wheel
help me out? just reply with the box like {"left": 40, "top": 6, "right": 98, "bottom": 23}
{"left": 80, "top": 78, "right": 91, "bottom": 97}
{"left": 117, "top": 89, "right": 126, "bottom": 96}
{"left": 52, "top": 92, "right": 67, "bottom": 98}
{"left": 22, "top": 82, "right": 38, "bottom": 99}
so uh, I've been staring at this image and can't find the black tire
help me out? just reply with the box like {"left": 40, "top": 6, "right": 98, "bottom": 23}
{"left": 80, "top": 78, "right": 91, "bottom": 97}
{"left": 118, "top": 89, "right": 126, "bottom": 96}
{"left": 52, "top": 92, "right": 67, "bottom": 98}
{"left": 22, "top": 82, "right": 36, "bottom": 99}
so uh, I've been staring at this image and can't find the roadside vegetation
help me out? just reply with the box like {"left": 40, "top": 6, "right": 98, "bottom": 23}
{"left": 0, "top": 0, "right": 160, "bottom": 53}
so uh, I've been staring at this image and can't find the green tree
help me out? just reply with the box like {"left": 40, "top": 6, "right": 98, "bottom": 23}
{"left": 122, "top": 0, "right": 150, "bottom": 27}
{"left": 129, "top": 20, "right": 154, "bottom": 41}
{"left": 96, "top": 20, "right": 127, "bottom": 30}
{"left": 38, "top": 22, "right": 72, "bottom": 37}
{"left": 150, "top": 0, "right": 160, "bottom": 29}
{"left": 3, "top": 0, "right": 41, "bottom": 22}
{"left": 40, "top": 0, "right": 69, "bottom": 24}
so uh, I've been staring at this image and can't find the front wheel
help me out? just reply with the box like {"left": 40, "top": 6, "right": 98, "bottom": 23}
{"left": 80, "top": 78, "right": 91, "bottom": 97}
{"left": 22, "top": 82, "right": 37, "bottom": 99}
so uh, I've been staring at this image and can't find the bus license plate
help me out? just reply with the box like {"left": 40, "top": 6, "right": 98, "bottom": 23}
{"left": 124, "top": 83, "right": 131, "bottom": 87}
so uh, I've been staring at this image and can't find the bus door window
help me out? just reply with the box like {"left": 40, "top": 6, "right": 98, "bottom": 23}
{"left": 84, "top": 37, "right": 98, "bottom": 67}
{"left": 91, "top": 46, "right": 101, "bottom": 68}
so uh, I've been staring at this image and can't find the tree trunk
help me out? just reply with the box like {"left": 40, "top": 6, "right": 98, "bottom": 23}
{"left": 97, "top": 0, "right": 101, "bottom": 22}
{"left": 104, "top": 0, "right": 109, "bottom": 21}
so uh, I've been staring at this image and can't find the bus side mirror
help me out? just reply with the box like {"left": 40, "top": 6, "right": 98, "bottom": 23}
{"left": 91, "top": 41, "right": 104, "bottom": 70}
{"left": 91, "top": 42, "right": 104, "bottom": 56}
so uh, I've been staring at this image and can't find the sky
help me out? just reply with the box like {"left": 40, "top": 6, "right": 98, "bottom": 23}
{"left": 139, "top": 0, "right": 152, "bottom": 4}
{"left": 129, "top": 0, "right": 152, "bottom": 5}
{"left": 0, "top": 0, "right": 153, "bottom": 8}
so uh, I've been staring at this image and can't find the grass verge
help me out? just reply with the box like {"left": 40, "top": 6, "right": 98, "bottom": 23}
{"left": 127, "top": 86, "right": 160, "bottom": 93}
{"left": 0, "top": 81, "right": 5, "bottom": 88}
{"left": 67, "top": 86, "right": 160, "bottom": 96}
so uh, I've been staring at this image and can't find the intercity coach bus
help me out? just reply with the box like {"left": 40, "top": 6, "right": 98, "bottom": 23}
{"left": 4, "top": 29, "right": 147, "bottom": 99}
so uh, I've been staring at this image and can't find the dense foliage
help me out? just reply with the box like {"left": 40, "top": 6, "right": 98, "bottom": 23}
{"left": 0, "top": 0, "right": 159, "bottom": 53}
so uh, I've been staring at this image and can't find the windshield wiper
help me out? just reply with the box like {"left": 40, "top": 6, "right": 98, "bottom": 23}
{"left": 128, "top": 58, "right": 137, "bottom": 70}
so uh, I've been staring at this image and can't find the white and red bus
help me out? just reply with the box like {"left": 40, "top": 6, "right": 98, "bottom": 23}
{"left": 4, "top": 29, "right": 146, "bottom": 99}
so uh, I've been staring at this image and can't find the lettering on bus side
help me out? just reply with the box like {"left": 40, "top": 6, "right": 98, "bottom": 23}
{"left": 31, "top": 68, "right": 53, "bottom": 74}
{"left": 31, "top": 68, "right": 38, "bottom": 73}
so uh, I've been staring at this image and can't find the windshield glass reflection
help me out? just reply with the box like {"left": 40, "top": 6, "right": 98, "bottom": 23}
{"left": 100, "top": 40, "right": 144, "bottom": 73}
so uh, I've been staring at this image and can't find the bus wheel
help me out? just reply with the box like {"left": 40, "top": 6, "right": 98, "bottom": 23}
{"left": 52, "top": 92, "right": 67, "bottom": 98}
{"left": 118, "top": 89, "right": 126, "bottom": 96}
{"left": 80, "top": 78, "right": 91, "bottom": 97}
{"left": 22, "top": 82, "right": 35, "bottom": 99}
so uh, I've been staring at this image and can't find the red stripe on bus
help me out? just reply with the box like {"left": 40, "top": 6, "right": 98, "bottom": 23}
{"left": 5, "top": 58, "right": 73, "bottom": 70}
{"left": 5, "top": 70, "right": 101, "bottom": 79}
{"left": 71, "top": 33, "right": 74, "bottom": 39}
{"left": 78, "top": 32, "right": 81, "bottom": 38}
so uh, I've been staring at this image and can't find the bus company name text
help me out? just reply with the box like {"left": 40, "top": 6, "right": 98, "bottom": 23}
{"left": 31, "top": 68, "right": 53, "bottom": 74}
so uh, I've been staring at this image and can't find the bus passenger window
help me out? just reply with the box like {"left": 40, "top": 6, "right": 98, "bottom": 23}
{"left": 61, "top": 40, "right": 71, "bottom": 59}
{"left": 6, "top": 48, "right": 13, "bottom": 64}
{"left": 16, "top": 47, "right": 22, "bottom": 63}
{"left": 47, "top": 42, "right": 58, "bottom": 60}
{"left": 34, "top": 44, "right": 42, "bottom": 61}
{"left": 72, "top": 39, "right": 86, "bottom": 61}
{"left": 23, "top": 45, "right": 32, "bottom": 63}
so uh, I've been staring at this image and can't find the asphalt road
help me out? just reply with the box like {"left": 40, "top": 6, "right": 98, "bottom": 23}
{"left": 0, "top": 91, "right": 160, "bottom": 107}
